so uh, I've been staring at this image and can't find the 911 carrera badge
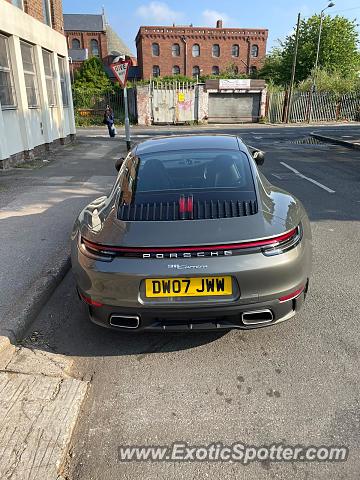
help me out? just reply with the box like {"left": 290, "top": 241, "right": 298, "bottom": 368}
{"left": 142, "top": 251, "right": 233, "bottom": 259}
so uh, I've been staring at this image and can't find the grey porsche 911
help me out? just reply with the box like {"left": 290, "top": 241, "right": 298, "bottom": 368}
{"left": 71, "top": 135, "right": 312, "bottom": 332}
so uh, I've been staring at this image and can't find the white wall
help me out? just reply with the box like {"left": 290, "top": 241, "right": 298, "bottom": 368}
{"left": 0, "top": 0, "right": 75, "bottom": 163}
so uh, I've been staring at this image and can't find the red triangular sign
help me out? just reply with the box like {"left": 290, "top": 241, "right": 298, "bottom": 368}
{"left": 110, "top": 61, "right": 130, "bottom": 88}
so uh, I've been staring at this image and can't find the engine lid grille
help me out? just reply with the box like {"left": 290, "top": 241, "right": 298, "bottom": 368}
{"left": 118, "top": 198, "right": 258, "bottom": 221}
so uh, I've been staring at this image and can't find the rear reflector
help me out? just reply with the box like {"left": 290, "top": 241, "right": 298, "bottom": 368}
{"left": 79, "top": 292, "right": 103, "bottom": 307}
{"left": 279, "top": 286, "right": 305, "bottom": 303}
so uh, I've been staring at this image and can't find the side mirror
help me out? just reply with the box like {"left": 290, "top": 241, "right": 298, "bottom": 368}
{"left": 115, "top": 157, "right": 125, "bottom": 172}
{"left": 252, "top": 150, "right": 265, "bottom": 166}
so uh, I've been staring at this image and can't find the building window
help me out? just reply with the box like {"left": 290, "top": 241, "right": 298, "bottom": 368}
{"left": 58, "top": 56, "right": 69, "bottom": 107}
{"left": 172, "top": 43, "right": 180, "bottom": 57}
{"left": 192, "top": 66, "right": 200, "bottom": 78}
{"left": 232, "top": 44, "right": 239, "bottom": 57}
{"left": 72, "top": 38, "right": 81, "bottom": 49}
{"left": 152, "top": 43, "right": 160, "bottom": 56}
{"left": 212, "top": 66, "right": 219, "bottom": 75}
{"left": 90, "top": 39, "right": 99, "bottom": 57}
{"left": 20, "top": 42, "right": 39, "bottom": 108}
{"left": 42, "top": 49, "right": 56, "bottom": 107}
{"left": 172, "top": 65, "right": 180, "bottom": 75}
{"left": 251, "top": 44, "right": 259, "bottom": 57}
{"left": 212, "top": 44, "right": 220, "bottom": 57}
{"left": 12, "top": 0, "right": 24, "bottom": 9}
{"left": 42, "top": 0, "right": 52, "bottom": 27}
{"left": 152, "top": 65, "right": 160, "bottom": 77}
{"left": 192, "top": 44, "right": 200, "bottom": 57}
{"left": 250, "top": 66, "right": 257, "bottom": 75}
{"left": 0, "top": 34, "right": 16, "bottom": 109}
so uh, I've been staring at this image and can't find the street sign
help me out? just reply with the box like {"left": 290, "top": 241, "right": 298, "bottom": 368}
{"left": 110, "top": 61, "right": 130, "bottom": 88}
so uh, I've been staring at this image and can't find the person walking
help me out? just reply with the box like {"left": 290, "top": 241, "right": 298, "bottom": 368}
{"left": 103, "top": 105, "right": 116, "bottom": 138}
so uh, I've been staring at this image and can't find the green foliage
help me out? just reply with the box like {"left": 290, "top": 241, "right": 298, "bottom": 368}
{"left": 298, "top": 69, "right": 360, "bottom": 95}
{"left": 259, "top": 15, "right": 360, "bottom": 87}
{"left": 72, "top": 57, "right": 112, "bottom": 108}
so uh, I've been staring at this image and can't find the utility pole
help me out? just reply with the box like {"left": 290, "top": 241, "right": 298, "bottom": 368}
{"left": 286, "top": 13, "right": 301, "bottom": 123}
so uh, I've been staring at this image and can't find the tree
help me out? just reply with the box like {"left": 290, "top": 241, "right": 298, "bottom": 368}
{"left": 72, "top": 57, "right": 112, "bottom": 107}
{"left": 259, "top": 15, "right": 360, "bottom": 86}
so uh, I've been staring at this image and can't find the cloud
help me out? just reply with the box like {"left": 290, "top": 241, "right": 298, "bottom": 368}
{"left": 202, "top": 9, "right": 231, "bottom": 27}
{"left": 136, "top": 2, "right": 184, "bottom": 24}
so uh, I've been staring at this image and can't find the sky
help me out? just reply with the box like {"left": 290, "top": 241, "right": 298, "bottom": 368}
{"left": 62, "top": 0, "right": 360, "bottom": 56}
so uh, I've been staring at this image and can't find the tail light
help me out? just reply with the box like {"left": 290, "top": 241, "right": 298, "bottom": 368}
{"left": 261, "top": 224, "right": 302, "bottom": 257}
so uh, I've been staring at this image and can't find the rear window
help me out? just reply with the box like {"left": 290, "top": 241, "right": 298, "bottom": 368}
{"left": 120, "top": 149, "right": 254, "bottom": 197}
{"left": 118, "top": 149, "right": 258, "bottom": 221}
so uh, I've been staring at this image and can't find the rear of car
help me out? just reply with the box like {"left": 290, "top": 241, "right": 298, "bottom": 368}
{"left": 71, "top": 136, "right": 312, "bottom": 331}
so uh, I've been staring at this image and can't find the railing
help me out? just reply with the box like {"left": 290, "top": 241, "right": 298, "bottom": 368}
{"left": 267, "top": 90, "right": 360, "bottom": 124}
{"left": 73, "top": 89, "right": 138, "bottom": 125}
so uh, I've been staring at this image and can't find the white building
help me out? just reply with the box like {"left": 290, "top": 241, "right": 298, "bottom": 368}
{"left": 0, "top": 0, "right": 75, "bottom": 169}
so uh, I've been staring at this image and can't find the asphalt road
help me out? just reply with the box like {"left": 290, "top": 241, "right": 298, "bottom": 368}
{"left": 24, "top": 125, "right": 360, "bottom": 479}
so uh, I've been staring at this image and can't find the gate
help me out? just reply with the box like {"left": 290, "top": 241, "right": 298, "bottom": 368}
{"left": 151, "top": 81, "right": 196, "bottom": 124}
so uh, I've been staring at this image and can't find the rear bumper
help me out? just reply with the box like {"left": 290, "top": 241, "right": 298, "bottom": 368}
{"left": 82, "top": 286, "right": 307, "bottom": 332}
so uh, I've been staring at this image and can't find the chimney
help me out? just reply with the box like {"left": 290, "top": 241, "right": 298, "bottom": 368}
{"left": 216, "top": 19, "right": 223, "bottom": 28}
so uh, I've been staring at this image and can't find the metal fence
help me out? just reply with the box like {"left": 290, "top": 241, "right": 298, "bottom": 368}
{"left": 73, "top": 89, "right": 138, "bottom": 125}
{"left": 267, "top": 90, "right": 360, "bottom": 124}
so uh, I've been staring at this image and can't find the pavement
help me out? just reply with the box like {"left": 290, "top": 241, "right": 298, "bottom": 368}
{"left": 1, "top": 122, "right": 360, "bottom": 479}
{"left": 0, "top": 133, "right": 126, "bottom": 479}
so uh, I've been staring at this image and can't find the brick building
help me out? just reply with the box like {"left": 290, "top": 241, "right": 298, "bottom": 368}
{"left": 63, "top": 13, "right": 138, "bottom": 80}
{"left": 0, "top": 0, "right": 75, "bottom": 168}
{"left": 136, "top": 20, "right": 268, "bottom": 80}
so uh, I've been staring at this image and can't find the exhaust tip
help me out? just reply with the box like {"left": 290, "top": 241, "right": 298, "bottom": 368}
{"left": 109, "top": 315, "right": 140, "bottom": 329}
{"left": 242, "top": 309, "right": 274, "bottom": 326}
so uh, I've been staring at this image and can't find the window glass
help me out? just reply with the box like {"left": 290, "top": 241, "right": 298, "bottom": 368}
{"left": 152, "top": 65, "right": 160, "bottom": 77}
{"left": 192, "top": 44, "right": 200, "bottom": 57}
{"left": 12, "top": 0, "right": 24, "bottom": 9}
{"left": 251, "top": 45, "right": 259, "bottom": 57}
{"left": 20, "top": 42, "right": 39, "bottom": 108}
{"left": 212, "top": 44, "right": 220, "bottom": 57}
{"left": 90, "top": 39, "right": 99, "bottom": 57}
{"left": 172, "top": 43, "right": 180, "bottom": 56}
{"left": 232, "top": 44, "right": 239, "bottom": 57}
{"left": 120, "top": 149, "right": 255, "bottom": 197}
{"left": 42, "top": 0, "right": 52, "bottom": 26}
{"left": 42, "top": 49, "right": 56, "bottom": 106}
{"left": 172, "top": 65, "right": 180, "bottom": 75}
{"left": 72, "top": 38, "right": 80, "bottom": 49}
{"left": 212, "top": 66, "right": 219, "bottom": 75}
{"left": 192, "top": 66, "right": 200, "bottom": 78}
{"left": 152, "top": 43, "right": 160, "bottom": 56}
{"left": 0, "top": 35, "right": 16, "bottom": 109}
{"left": 58, "top": 56, "right": 69, "bottom": 106}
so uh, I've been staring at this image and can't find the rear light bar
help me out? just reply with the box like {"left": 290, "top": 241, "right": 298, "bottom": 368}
{"left": 279, "top": 285, "right": 305, "bottom": 303}
{"left": 81, "top": 226, "right": 301, "bottom": 257}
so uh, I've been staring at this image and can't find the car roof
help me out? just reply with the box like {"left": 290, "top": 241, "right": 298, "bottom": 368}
{"left": 135, "top": 135, "right": 245, "bottom": 154}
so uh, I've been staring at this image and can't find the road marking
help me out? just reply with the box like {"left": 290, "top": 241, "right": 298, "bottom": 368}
{"left": 280, "top": 162, "right": 336, "bottom": 193}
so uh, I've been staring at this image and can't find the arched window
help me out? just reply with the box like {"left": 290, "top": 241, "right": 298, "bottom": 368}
{"left": 172, "top": 43, "right": 180, "bottom": 56}
{"left": 72, "top": 38, "right": 80, "bottom": 49}
{"left": 192, "top": 65, "right": 200, "bottom": 78}
{"left": 192, "top": 44, "right": 200, "bottom": 57}
{"left": 251, "top": 44, "right": 259, "bottom": 57}
{"left": 172, "top": 65, "right": 180, "bottom": 75}
{"left": 90, "top": 39, "right": 99, "bottom": 57}
{"left": 212, "top": 66, "right": 219, "bottom": 75}
{"left": 232, "top": 44, "right": 239, "bottom": 57}
{"left": 212, "top": 44, "right": 220, "bottom": 57}
{"left": 152, "top": 43, "right": 160, "bottom": 56}
{"left": 152, "top": 65, "right": 160, "bottom": 77}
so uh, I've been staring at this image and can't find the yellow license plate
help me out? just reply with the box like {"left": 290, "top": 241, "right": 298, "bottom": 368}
{"left": 145, "top": 276, "right": 232, "bottom": 298}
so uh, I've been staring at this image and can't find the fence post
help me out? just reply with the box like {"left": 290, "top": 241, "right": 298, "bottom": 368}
{"left": 282, "top": 90, "right": 289, "bottom": 123}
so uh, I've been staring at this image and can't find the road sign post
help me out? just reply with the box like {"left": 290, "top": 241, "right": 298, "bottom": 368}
{"left": 110, "top": 60, "right": 132, "bottom": 151}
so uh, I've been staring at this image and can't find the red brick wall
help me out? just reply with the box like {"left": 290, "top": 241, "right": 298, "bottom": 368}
{"left": 136, "top": 26, "right": 268, "bottom": 79}
{"left": 66, "top": 31, "right": 108, "bottom": 59}
{"left": 5, "top": 0, "right": 64, "bottom": 33}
